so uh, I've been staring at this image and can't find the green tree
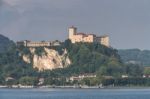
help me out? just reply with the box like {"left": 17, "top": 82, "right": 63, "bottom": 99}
{"left": 19, "top": 76, "right": 38, "bottom": 86}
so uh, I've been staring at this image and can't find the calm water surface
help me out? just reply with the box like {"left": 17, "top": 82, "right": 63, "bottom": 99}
{"left": 0, "top": 88, "right": 150, "bottom": 99}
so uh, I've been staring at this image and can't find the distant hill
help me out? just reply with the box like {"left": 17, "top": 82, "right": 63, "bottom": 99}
{"left": 0, "top": 34, "right": 14, "bottom": 53}
{"left": 118, "top": 49, "right": 150, "bottom": 66}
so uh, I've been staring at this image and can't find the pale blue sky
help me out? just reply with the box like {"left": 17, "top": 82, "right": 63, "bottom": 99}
{"left": 0, "top": 0, "right": 150, "bottom": 49}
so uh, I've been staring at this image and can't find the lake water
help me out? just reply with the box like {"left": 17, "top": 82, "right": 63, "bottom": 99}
{"left": 1, "top": 88, "right": 150, "bottom": 99}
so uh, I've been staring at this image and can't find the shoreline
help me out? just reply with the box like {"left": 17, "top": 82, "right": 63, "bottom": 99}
{"left": 1, "top": 85, "right": 150, "bottom": 89}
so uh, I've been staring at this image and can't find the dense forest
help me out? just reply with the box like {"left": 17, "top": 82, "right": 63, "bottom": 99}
{"left": 0, "top": 34, "right": 148, "bottom": 86}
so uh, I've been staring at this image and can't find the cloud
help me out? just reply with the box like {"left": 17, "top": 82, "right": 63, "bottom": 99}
{"left": 0, "top": 0, "right": 150, "bottom": 49}
{"left": 2, "top": 0, "right": 21, "bottom": 6}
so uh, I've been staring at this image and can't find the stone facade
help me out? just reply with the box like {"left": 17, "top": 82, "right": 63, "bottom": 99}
{"left": 17, "top": 40, "right": 61, "bottom": 47}
{"left": 68, "top": 26, "right": 110, "bottom": 47}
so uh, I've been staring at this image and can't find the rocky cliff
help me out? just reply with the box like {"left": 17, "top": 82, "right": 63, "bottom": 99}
{"left": 21, "top": 47, "right": 71, "bottom": 71}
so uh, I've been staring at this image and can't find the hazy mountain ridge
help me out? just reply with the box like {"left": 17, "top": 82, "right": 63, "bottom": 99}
{"left": 118, "top": 49, "right": 150, "bottom": 66}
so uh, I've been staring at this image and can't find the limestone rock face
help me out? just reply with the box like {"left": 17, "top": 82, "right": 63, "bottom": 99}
{"left": 22, "top": 47, "right": 71, "bottom": 71}
{"left": 22, "top": 55, "right": 31, "bottom": 64}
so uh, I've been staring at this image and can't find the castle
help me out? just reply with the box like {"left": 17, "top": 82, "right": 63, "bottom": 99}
{"left": 17, "top": 26, "right": 110, "bottom": 47}
{"left": 68, "top": 26, "right": 110, "bottom": 47}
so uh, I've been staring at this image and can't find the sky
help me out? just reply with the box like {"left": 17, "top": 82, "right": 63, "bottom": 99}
{"left": 0, "top": 0, "right": 150, "bottom": 50}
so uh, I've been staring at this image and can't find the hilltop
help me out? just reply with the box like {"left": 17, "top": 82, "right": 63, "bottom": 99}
{"left": 17, "top": 39, "right": 122, "bottom": 75}
{"left": 0, "top": 34, "right": 14, "bottom": 53}
{"left": 0, "top": 34, "right": 144, "bottom": 86}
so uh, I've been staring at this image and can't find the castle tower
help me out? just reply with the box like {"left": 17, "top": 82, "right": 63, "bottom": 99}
{"left": 68, "top": 26, "right": 77, "bottom": 39}
{"left": 100, "top": 35, "right": 110, "bottom": 47}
